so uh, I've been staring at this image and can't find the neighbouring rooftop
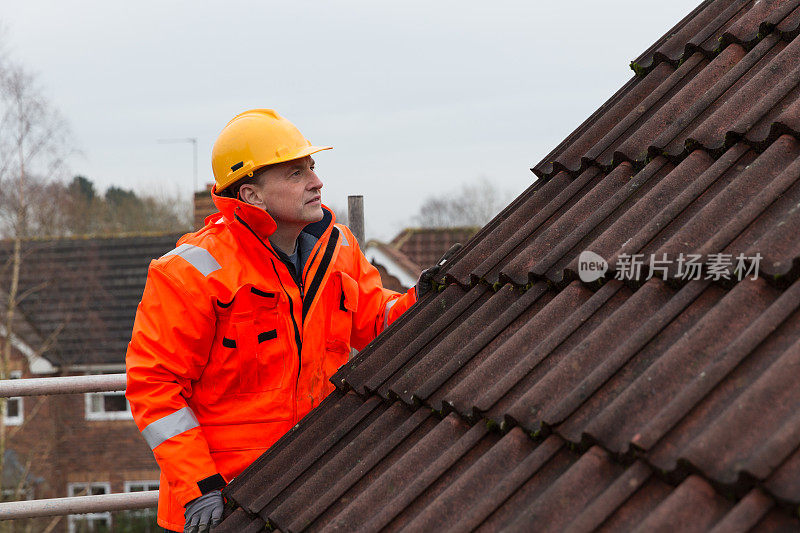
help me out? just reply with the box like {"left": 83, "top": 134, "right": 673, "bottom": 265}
{"left": 0, "top": 233, "right": 182, "bottom": 367}
{"left": 390, "top": 227, "right": 479, "bottom": 271}
{"left": 366, "top": 227, "right": 479, "bottom": 291}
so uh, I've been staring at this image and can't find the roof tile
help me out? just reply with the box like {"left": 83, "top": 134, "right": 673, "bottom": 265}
{"left": 631, "top": 0, "right": 744, "bottom": 73}
{"left": 633, "top": 475, "right": 732, "bottom": 532}
{"left": 534, "top": 65, "right": 675, "bottom": 178}
{"left": 723, "top": 0, "right": 800, "bottom": 44}
{"left": 764, "top": 440, "right": 800, "bottom": 501}
{"left": 776, "top": 3, "right": 800, "bottom": 34}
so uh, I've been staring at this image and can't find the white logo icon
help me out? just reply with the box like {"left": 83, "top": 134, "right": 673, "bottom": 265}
{"left": 578, "top": 251, "right": 608, "bottom": 282}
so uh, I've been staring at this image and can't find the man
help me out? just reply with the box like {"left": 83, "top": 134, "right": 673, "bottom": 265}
{"left": 125, "top": 109, "right": 422, "bottom": 532}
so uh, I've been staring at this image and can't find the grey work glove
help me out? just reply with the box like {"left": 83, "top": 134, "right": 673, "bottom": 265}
{"left": 184, "top": 489, "right": 223, "bottom": 533}
{"left": 416, "top": 243, "right": 463, "bottom": 299}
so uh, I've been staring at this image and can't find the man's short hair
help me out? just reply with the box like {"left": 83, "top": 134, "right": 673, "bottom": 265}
{"left": 217, "top": 166, "right": 269, "bottom": 199}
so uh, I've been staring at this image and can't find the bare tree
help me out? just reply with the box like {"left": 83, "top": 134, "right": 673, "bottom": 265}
{"left": 0, "top": 52, "right": 71, "bottom": 519}
{"left": 0, "top": 63, "right": 71, "bottom": 236}
{"left": 412, "top": 177, "right": 513, "bottom": 228}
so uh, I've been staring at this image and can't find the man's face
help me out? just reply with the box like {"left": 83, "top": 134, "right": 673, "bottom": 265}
{"left": 240, "top": 156, "right": 324, "bottom": 228}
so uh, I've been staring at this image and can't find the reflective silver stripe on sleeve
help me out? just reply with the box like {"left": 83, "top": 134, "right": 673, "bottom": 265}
{"left": 383, "top": 299, "right": 398, "bottom": 330}
{"left": 161, "top": 244, "right": 221, "bottom": 276}
{"left": 141, "top": 407, "right": 200, "bottom": 450}
{"left": 340, "top": 233, "right": 349, "bottom": 246}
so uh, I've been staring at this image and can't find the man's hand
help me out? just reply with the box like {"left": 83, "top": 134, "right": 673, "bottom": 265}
{"left": 416, "top": 243, "right": 463, "bottom": 299}
{"left": 184, "top": 490, "right": 223, "bottom": 533}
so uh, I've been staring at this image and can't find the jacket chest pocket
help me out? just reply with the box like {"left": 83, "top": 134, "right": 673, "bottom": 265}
{"left": 326, "top": 272, "right": 359, "bottom": 355}
{"left": 216, "top": 285, "right": 288, "bottom": 394}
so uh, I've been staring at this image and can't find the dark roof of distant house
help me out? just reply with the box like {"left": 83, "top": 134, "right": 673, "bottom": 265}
{"left": 219, "top": 1, "right": 800, "bottom": 530}
{"left": 390, "top": 227, "right": 479, "bottom": 270}
{"left": 0, "top": 233, "right": 182, "bottom": 367}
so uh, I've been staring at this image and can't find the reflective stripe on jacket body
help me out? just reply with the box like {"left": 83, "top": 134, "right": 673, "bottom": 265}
{"left": 125, "top": 190, "right": 416, "bottom": 531}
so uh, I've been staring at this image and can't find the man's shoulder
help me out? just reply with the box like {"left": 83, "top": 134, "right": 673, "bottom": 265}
{"left": 152, "top": 222, "right": 234, "bottom": 279}
{"left": 333, "top": 223, "right": 357, "bottom": 247}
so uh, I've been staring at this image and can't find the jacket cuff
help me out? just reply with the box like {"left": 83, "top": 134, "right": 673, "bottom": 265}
{"left": 197, "top": 473, "right": 226, "bottom": 494}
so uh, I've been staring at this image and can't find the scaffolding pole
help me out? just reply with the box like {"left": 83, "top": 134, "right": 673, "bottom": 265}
{"left": 0, "top": 373, "right": 126, "bottom": 397}
{"left": 0, "top": 490, "right": 159, "bottom": 520}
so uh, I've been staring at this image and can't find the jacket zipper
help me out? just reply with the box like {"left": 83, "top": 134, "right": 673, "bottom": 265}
{"left": 235, "top": 213, "right": 339, "bottom": 423}
{"left": 235, "top": 213, "right": 305, "bottom": 422}
{"left": 267, "top": 259, "right": 302, "bottom": 424}
{"left": 301, "top": 227, "right": 339, "bottom": 321}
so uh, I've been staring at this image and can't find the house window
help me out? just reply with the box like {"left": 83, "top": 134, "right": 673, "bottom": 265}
{"left": 2, "top": 371, "right": 23, "bottom": 426}
{"left": 67, "top": 482, "right": 111, "bottom": 533}
{"left": 117, "top": 481, "right": 159, "bottom": 531}
{"left": 84, "top": 371, "right": 131, "bottom": 421}
{"left": 124, "top": 481, "right": 158, "bottom": 493}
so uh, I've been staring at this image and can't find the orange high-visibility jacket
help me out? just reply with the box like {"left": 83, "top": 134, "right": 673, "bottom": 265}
{"left": 125, "top": 191, "right": 416, "bottom": 531}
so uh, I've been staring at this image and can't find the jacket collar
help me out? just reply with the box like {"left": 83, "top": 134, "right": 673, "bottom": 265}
{"left": 211, "top": 184, "right": 277, "bottom": 240}
{"left": 209, "top": 184, "right": 335, "bottom": 243}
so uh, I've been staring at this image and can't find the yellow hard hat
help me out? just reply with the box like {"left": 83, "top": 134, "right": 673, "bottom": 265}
{"left": 211, "top": 109, "right": 332, "bottom": 191}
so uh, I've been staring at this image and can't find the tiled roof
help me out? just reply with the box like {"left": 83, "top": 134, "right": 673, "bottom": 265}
{"left": 390, "top": 227, "right": 479, "bottom": 270}
{"left": 0, "top": 234, "right": 181, "bottom": 367}
{"left": 218, "top": 1, "right": 800, "bottom": 530}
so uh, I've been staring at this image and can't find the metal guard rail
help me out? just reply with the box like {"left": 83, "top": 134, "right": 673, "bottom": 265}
{"left": 1, "top": 491, "right": 159, "bottom": 520}
{"left": 0, "top": 373, "right": 127, "bottom": 397}
{"left": 0, "top": 373, "right": 159, "bottom": 521}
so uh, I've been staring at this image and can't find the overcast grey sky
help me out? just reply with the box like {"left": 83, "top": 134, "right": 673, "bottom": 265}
{"left": 2, "top": 0, "right": 701, "bottom": 241}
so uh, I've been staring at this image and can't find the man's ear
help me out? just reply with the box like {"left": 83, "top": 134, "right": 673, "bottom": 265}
{"left": 238, "top": 184, "right": 262, "bottom": 207}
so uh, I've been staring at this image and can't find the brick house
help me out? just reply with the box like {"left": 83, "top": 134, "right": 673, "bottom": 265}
{"left": 1, "top": 234, "right": 181, "bottom": 532}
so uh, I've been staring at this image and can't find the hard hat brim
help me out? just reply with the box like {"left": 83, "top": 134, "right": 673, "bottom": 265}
{"left": 219, "top": 145, "right": 333, "bottom": 191}
{"left": 287, "top": 145, "right": 333, "bottom": 162}
{"left": 251, "top": 144, "right": 333, "bottom": 176}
